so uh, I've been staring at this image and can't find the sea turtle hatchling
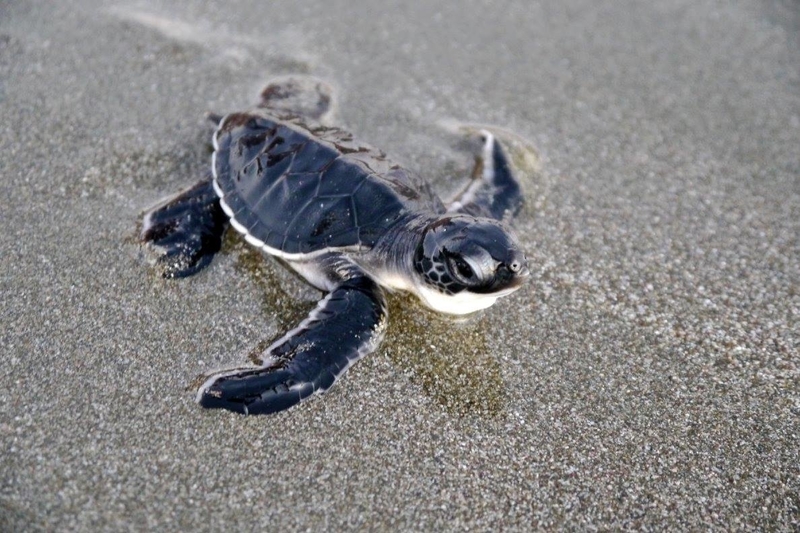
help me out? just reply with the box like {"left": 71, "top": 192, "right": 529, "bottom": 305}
{"left": 140, "top": 78, "right": 529, "bottom": 415}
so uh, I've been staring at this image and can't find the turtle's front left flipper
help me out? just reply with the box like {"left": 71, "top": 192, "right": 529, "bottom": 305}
{"left": 197, "top": 277, "right": 387, "bottom": 415}
{"left": 140, "top": 179, "right": 228, "bottom": 278}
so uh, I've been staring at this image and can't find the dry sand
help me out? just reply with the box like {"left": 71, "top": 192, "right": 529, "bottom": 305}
{"left": 1, "top": 0, "right": 798, "bottom": 530}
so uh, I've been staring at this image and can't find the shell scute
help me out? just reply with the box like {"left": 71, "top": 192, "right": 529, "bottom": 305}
{"left": 317, "top": 158, "right": 367, "bottom": 198}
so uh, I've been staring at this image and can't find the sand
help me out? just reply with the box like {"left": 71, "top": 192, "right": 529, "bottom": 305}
{"left": 1, "top": 0, "right": 798, "bottom": 530}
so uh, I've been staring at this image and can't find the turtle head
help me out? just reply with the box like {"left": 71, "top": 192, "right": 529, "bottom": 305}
{"left": 413, "top": 215, "right": 529, "bottom": 314}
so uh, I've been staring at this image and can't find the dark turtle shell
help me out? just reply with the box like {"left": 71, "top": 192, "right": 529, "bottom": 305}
{"left": 213, "top": 110, "right": 444, "bottom": 256}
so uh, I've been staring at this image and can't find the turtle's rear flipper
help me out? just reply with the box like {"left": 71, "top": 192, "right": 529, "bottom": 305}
{"left": 197, "top": 277, "right": 387, "bottom": 415}
{"left": 257, "top": 75, "right": 335, "bottom": 123}
{"left": 447, "top": 131, "right": 522, "bottom": 221}
{"left": 140, "top": 179, "right": 228, "bottom": 278}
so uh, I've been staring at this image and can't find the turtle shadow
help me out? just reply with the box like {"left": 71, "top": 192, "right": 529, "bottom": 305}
{"left": 383, "top": 293, "right": 507, "bottom": 419}
{"left": 222, "top": 232, "right": 317, "bottom": 363}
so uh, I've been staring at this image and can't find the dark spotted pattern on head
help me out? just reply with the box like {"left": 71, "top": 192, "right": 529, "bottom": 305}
{"left": 414, "top": 248, "right": 465, "bottom": 296}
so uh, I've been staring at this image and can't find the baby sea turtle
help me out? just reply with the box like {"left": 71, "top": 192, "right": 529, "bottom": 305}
{"left": 141, "top": 78, "right": 529, "bottom": 415}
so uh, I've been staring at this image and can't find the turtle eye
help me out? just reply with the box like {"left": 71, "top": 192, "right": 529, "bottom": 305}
{"left": 447, "top": 254, "right": 478, "bottom": 283}
{"left": 454, "top": 257, "right": 474, "bottom": 280}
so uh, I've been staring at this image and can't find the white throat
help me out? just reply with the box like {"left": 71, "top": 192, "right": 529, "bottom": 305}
{"left": 413, "top": 282, "right": 506, "bottom": 315}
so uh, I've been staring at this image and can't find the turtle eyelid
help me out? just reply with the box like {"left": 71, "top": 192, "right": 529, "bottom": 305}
{"left": 460, "top": 254, "right": 496, "bottom": 283}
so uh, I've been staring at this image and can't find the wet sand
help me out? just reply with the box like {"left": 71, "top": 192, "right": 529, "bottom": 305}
{"left": 1, "top": 0, "right": 798, "bottom": 530}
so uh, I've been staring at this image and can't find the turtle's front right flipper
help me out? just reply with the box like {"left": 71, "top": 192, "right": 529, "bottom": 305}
{"left": 197, "top": 276, "right": 387, "bottom": 415}
{"left": 140, "top": 179, "right": 228, "bottom": 278}
{"left": 447, "top": 131, "right": 522, "bottom": 221}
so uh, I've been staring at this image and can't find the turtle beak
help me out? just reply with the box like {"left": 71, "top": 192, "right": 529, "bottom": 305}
{"left": 506, "top": 251, "right": 529, "bottom": 286}
{"left": 507, "top": 250, "right": 526, "bottom": 269}
{"left": 507, "top": 266, "right": 530, "bottom": 288}
{"left": 492, "top": 255, "right": 530, "bottom": 291}
{"left": 471, "top": 258, "right": 529, "bottom": 295}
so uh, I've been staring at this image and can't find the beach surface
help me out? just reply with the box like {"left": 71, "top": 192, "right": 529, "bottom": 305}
{"left": 1, "top": 0, "right": 798, "bottom": 529}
